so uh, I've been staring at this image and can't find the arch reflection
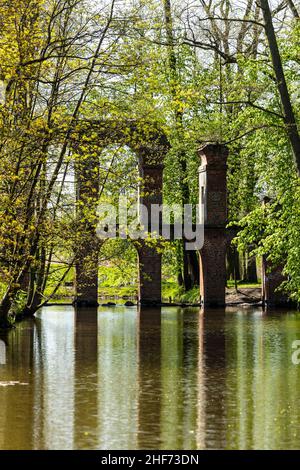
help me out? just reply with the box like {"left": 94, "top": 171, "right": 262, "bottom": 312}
{"left": 0, "top": 306, "right": 299, "bottom": 450}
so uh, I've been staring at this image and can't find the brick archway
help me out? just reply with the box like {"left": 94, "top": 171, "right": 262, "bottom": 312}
{"left": 72, "top": 120, "right": 169, "bottom": 307}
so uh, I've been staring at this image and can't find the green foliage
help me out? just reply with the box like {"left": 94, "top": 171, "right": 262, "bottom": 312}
{"left": 234, "top": 179, "right": 300, "bottom": 301}
{"left": 162, "top": 282, "right": 200, "bottom": 304}
{"left": 99, "top": 240, "right": 138, "bottom": 289}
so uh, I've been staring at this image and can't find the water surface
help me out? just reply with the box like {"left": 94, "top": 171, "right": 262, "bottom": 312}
{"left": 0, "top": 306, "right": 300, "bottom": 450}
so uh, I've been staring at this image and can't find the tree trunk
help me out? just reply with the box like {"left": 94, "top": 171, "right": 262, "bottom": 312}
{"left": 287, "top": 0, "right": 299, "bottom": 18}
{"left": 0, "top": 293, "right": 13, "bottom": 328}
{"left": 226, "top": 245, "right": 241, "bottom": 282}
{"left": 187, "top": 251, "right": 200, "bottom": 286}
{"left": 259, "top": 0, "right": 300, "bottom": 176}
{"left": 164, "top": 0, "right": 199, "bottom": 290}
{"left": 246, "top": 253, "right": 258, "bottom": 284}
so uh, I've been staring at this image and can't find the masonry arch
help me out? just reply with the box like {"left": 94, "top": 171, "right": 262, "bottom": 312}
{"left": 73, "top": 126, "right": 232, "bottom": 307}
{"left": 72, "top": 119, "right": 169, "bottom": 306}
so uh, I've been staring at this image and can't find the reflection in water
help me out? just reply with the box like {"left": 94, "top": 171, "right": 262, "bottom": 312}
{"left": 34, "top": 307, "right": 75, "bottom": 449}
{"left": 225, "top": 310, "right": 300, "bottom": 450}
{"left": 0, "top": 306, "right": 300, "bottom": 449}
{"left": 138, "top": 307, "right": 161, "bottom": 449}
{"left": 202, "top": 310, "right": 227, "bottom": 449}
{"left": 74, "top": 307, "right": 98, "bottom": 450}
{"left": 0, "top": 321, "right": 35, "bottom": 449}
{"left": 97, "top": 307, "right": 138, "bottom": 450}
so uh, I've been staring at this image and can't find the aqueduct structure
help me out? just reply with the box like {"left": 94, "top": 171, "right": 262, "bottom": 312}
{"left": 73, "top": 120, "right": 287, "bottom": 308}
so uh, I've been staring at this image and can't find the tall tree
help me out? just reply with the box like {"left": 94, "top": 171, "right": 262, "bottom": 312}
{"left": 163, "top": 0, "right": 199, "bottom": 290}
{"left": 259, "top": 0, "right": 300, "bottom": 176}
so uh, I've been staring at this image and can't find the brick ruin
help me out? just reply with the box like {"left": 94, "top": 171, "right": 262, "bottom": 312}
{"left": 73, "top": 123, "right": 288, "bottom": 308}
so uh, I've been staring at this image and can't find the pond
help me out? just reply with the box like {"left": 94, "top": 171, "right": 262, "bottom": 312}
{"left": 0, "top": 306, "right": 300, "bottom": 450}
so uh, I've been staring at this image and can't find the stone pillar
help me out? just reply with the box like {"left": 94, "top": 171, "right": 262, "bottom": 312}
{"left": 262, "top": 257, "right": 289, "bottom": 307}
{"left": 200, "top": 228, "right": 227, "bottom": 307}
{"left": 198, "top": 144, "right": 228, "bottom": 307}
{"left": 138, "top": 163, "right": 164, "bottom": 224}
{"left": 74, "top": 155, "right": 99, "bottom": 307}
{"left": 137, "top": 153, "right": 164, "bottom": 305}
{"left": 137, "top": 243, "right": 162, "bottom": 306}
